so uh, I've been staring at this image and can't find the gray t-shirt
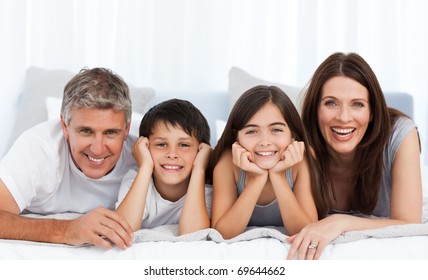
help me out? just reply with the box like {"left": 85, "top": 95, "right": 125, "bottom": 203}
{"left": 373, "top": 116, "right": 417, "bottom": 217}
{"left": 236, "top": 168, "right": 294, "bottom": 227}
{"left": 330, "top": 116, "right": 417, "bottom": 217}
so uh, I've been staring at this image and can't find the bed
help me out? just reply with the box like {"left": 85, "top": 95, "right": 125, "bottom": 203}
{"left": 1, "top": 66, "right": 427, "bottom": 261}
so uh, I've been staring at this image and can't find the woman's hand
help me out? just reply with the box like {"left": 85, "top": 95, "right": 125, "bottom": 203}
{"left": 287, "top": 215, "right": 347, "bottom": 260}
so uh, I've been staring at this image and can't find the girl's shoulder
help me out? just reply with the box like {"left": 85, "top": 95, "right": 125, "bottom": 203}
{"left": 214, "top": 149, "right": 240, "bottom": 183}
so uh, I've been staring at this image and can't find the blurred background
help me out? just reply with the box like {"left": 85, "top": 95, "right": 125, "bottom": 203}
{"left": 1, "top": 0, "right": 427, "bottom": 163}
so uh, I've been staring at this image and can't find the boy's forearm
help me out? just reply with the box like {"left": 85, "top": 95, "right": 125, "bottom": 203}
{"left": 116, "top": 168, "right": 151, "bottom": 231}
{"left": 0, "top": 210, "right": 70, "bottom": 244}
{"left": 178, "top": 169, "right": 210, "bottom": 234}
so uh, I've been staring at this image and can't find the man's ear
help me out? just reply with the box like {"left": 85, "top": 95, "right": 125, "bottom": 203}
{"left": 124, "top": 121, "right": 131, "bottom": 141}
{"left": 60, "top": 114, "right": 69, "bottom": 140}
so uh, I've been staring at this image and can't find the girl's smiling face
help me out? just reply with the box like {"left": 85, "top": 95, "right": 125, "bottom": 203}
{"left": 237, "top": 102, "right": 292, "bottom": 170}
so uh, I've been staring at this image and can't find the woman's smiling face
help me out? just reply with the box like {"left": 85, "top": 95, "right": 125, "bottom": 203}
{"left": 317, "top": 76, "right": 372, "bottom": 158}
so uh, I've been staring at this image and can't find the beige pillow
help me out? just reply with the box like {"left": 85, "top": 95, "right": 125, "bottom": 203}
{"left": 7, "top": 67, "right": 155, "bottom": 151}
{"left": 228, "top": 66, "right": 302, "bottom": 110}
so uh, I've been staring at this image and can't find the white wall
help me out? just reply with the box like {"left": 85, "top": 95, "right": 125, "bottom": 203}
{"left": 1, "top": 0, "right": 427, "bottom": 161}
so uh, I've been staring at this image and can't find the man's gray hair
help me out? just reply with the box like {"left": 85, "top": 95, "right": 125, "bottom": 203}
{"left": 61, "top": 67, "right": 132, "bottom": 126}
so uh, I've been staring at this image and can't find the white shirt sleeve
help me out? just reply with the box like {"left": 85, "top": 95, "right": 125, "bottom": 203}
{"left": 0, "top": 128, "right": 63, "bottom": 212}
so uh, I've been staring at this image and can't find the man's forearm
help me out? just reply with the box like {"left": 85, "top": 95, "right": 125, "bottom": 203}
{"left": 0, "top": 211, "right": 71, "bottom": 244}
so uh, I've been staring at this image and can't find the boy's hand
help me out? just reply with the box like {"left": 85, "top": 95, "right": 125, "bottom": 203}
{"left": 133, "top": 137, "right": 153, "bottom": 170}
{"left": 270, "top": 140, "right": 305, "bottom": 173}
{"left": 193, "top": 143, "right": 212, "bottom": 170}
{"left": 232, "top": 142, "right": 266, "bottom": 175}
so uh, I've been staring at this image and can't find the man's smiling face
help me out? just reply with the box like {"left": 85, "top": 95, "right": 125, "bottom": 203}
{"left": 61, "top": 107, "right": 129, "bottom": 179}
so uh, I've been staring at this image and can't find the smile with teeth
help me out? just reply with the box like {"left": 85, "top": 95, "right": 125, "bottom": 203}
{"left": 162, "top": 165, "right": 183, "bottom": 170}
{"left": 331, "top": 127, "right": 355, "bottom": 136}
{"left": 87, "top": 155, "right": 106, "bottom": 163}
{"left": 255, "top": 151, "right": 276, "bottom": 156}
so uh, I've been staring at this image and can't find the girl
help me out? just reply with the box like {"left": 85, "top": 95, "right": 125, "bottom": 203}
{"left": 209, "top": 85, "right": 319, "bottom": 239}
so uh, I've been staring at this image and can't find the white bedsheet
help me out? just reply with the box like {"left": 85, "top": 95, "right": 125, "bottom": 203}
{"left": 1, "top": 164, "right": 427, "bottom": 260}
{"left": 1, "top": 216, "right": 428, "bottom": 260}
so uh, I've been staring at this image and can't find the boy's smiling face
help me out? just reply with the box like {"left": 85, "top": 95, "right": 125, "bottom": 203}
{"left": 148, "top": 121, "right": 199, "bottom": 190}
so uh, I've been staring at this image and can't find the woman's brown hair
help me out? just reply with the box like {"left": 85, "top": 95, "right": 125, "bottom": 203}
{"left": 301, "top": 52, "right": 394, "bottom": 217}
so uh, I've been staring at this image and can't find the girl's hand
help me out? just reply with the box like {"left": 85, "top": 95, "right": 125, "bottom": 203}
{"left": 286, "top": 215, "right": 346, "bottom": 260}
{"left": 193, "top": 143, "right": 212, "bottom": 170}
{"left": 270, "top": 141, "right": 305, "bottom": 174}
{"left": 232, "top": 142, "right": 266, "bottom": 175}
{"left": 132, "top": 137, "right": 153, "bottom": 170}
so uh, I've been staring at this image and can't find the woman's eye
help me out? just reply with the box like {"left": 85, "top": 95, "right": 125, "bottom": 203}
{"left": 324, "top": 100, "right": 336, "bottom": 106}
{"left": 353, "top": 102, "right": 364, "bottom": 108}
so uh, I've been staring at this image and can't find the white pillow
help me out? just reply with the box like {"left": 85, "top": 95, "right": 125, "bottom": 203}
{"left": 7, "top": 67, "right": 154, "bottom": 150}
{"left": 228, "top": 66, "right": 302, "bottom": 110}
{"left": 215, "top": 119, "right": 227, "bottom": 141}
{"left": 45, "top": 97, "right": 143, "bottom": 137}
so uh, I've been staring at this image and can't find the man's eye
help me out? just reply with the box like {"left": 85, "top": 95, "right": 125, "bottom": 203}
{"left": 80, "top": 129, "right": 92, "bottom": 134}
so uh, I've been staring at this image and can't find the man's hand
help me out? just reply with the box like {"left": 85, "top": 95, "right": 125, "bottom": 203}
{"left": 64, "top": 206, "right": 134, "bottom": 250}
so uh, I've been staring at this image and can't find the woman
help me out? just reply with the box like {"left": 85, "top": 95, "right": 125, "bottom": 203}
{"left": 288, "top": 52, "right": 422, "bottom": 260}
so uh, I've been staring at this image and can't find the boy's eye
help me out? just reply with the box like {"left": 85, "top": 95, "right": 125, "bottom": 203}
{"left": 156, "top": 143, "right": 167, "bottom": 148}
{"left": 179, "top": 143, "right": 191, "bottom": 148}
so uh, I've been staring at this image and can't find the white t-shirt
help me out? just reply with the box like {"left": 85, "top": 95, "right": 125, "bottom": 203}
{"left": 116, "top": 169, "right": 213, "bottom": 229}
{"left": 0, "top": 120, "right": 138, "bottom": 214}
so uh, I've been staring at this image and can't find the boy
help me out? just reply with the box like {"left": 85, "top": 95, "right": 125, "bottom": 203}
{"left": 116, "top": 99, "right": 212, "bottom": 235}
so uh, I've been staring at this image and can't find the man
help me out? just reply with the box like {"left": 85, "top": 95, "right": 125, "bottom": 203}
{"left": 0, "top": 67, "right": 138, "bottom": 249}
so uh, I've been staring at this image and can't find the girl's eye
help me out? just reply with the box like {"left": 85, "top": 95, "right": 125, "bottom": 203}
{"left": 272, "top": 128, "right": 283, "bottom": 133}
{"left": 245, "top": 130, "right": 257, "bottom": 135}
